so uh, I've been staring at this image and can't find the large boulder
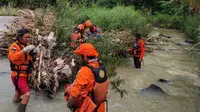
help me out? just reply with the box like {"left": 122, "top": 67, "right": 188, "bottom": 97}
{"left": 141, "top": 84, "right": 166, "bottom": 94}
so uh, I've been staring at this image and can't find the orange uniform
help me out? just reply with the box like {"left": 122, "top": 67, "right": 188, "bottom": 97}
{"left": 70, "top": 62, "right": 96, "bottom": 98}
{"left": 8, "top": 41, "right": 33, "bottom": 77}
{"left": 130, "top": 39, "right": 145, "bottom": 60}
{"left": 67, "top": 62, "right": 107, "bottom": 112}
{"left": 129, "top": 39, "right": 145, "bottom": 68}
{"left": 134, "top": 39, "right": 145, "bottom": 60}
{"left": 65, "top": 43, "right": 109, "bottom": 112}
{"left": 8, "top": 41, "right": 33, "bottom": 95}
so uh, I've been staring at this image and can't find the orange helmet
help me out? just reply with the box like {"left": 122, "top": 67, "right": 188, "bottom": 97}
{"left": 85, "top": 20, "right": 92, "bottom": 28}
{"left": 74, "top": 43, "right": 99, "bottom": 57}
{"left": 77, "top": 24, "right": 85, "bottom": 31}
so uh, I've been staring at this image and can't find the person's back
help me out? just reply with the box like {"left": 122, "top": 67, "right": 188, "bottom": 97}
{"left": 65, "top": 43, "right": 109, "bottom": 112}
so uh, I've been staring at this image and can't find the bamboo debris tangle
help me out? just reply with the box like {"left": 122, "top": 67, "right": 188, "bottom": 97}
{"left": 0, "top": 9, "right": 80, "bottom": 96}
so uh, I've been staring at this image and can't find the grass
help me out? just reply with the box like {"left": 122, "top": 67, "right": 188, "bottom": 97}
{"left": 184, "top": 15, "right": 200, "bottom": 42}
{"left": 78, "top": 6, "right": 152, "bottom": 36}
{"left": 151, "top": 13, "right": 184, "bottom": 29}
{"left": 0, "top": 5, "right": 18, "bottom": 16}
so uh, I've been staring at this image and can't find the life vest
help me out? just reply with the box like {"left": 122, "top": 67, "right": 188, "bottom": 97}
{"left": 9, "top": 41, "right": 33, "bottom": 77}
{"left": 86, "top": 63, "right": 109, "bottom": 110}
{"left": 133, "top": 40, "right": 142, "bottom": 57}
{"left": 64, "top": 63, "right": 109, "bottom": 112}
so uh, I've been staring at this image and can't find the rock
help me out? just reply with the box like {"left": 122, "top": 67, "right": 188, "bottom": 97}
{"left": 141, "top": 84, "right": 166, "bottom": 94}
{"left": 185, "top": 39, "right": 195, "bottom": 44}
{"left": 159, "top": 33, "right": 171, "bottom": 38}
{"left": 157, "top": 78, "right": 171, "bottom": 83}
{"left": 176, "top": 42, "right": 188, "bottom": 46}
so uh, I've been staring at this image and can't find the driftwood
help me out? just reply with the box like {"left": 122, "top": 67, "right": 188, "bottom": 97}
{"left": 0, "top": 9, "right": 80, "bottom": 96}
{"left": 146, "top": 43, "right": 169, "bottom": 45}
{"left": 0, "top": 9, "right": 55, "bottom": 50}
{"left": 28, "top": 29, "right": 80, "bottom": 95}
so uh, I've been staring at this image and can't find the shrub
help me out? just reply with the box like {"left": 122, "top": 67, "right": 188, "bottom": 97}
{"left": 184, "top": 15, "right": 200, "bottom": 42}
{"left": 79, "top": 6, "right": 152, "bottom": 36}
{"left": 0, "top": 5, "right": 18, "bottom": 16}
{"left": 152, "top": 13, "right": 184, "bottom": 29}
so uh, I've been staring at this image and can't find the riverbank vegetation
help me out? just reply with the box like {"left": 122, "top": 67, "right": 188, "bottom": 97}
{"left": 1, "top": 0, "right": 200, "bottom": 96}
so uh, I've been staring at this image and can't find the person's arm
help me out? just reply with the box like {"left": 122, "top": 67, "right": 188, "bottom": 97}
{"left": 8, "top": 44, "right": 24, "bottom": 62}
{"left": 139, "top": 41, "right": 145, "bottom": 61}
{"left": 9, "top": 44, "right": 35, "bottom": 62}
{"left": 67, "top": 67, "right": 89, "bottom": 107}
{"left": 128, "top": 48, "right": 133, "bottom": 54}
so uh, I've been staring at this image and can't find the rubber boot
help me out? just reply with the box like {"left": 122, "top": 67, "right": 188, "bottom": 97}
{"left": 17, "top": 104, "right": 27, "bottom": 112}
{"left": 13, "top": 98, "right": 22, "bottom": 104}
{"left": 13, "top": 100, "right": 19, "bottom": 104}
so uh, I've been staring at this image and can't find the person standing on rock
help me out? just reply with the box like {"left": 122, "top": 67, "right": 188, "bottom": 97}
{"left": 64, "top": 43, "right": 109, "bottom": 112}
{"left": 8, "top": 28, "right": 39, "bottom": 112}
{"left": 129, "top": 33, "right": 145, "bottom": 69}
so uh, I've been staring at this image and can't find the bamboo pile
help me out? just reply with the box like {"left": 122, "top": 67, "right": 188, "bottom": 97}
{"left": 0, "top": 9, "right": 55, "bottom": 49}
{"left": 0, "top": 9, "right": 80, "bottom": 96}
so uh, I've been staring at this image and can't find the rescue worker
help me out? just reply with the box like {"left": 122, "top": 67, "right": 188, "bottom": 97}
{"left": 8, "top": 29, "right": 38, "bottom": 112}
{"left": 85, "top": 20, "right": 102, "bottom": 38}
{"left": 71, "top": 23, "right": 85, "bottom": 47}
{"left": 72, "top": 23, "right": 85, "bottom": 36}
{"left": 64, "top": 43, "right": 109, "bottom": 112}
{"left": 129, "top": 33, "right": 145, "bottom": 69}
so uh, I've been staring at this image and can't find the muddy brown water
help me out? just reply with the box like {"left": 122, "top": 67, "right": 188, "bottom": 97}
{"left": 0, "top": 16, "right": 200, "bottom": 112}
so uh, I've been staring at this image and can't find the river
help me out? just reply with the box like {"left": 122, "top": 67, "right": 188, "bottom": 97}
{"left": 0, "top": 17, "right": 200, "bottom": 112}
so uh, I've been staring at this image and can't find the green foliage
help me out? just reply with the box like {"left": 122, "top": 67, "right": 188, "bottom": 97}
{"left": 0, "top": 0, "right": 56, "bottom": 8}
{"left": 96, "top": 0, "right": 119, "bottom": 8}
{"left": 79, "top": 6, "right": 151, "bottom": 36}
{"left": 129, "top": 0, "right": 166, "bottom": 14}
{"left": 53, "top": 4, "right": 152, "bottom": 53}
{"left": 158, "top": 0, "right": 192, "bottom": 16}
{"left": 184, "top": 16, "right": 200, "bottom": 42}
{"left": 88, "top": 38, "right": 128, "bottom": 73}
{"left": 152, "top": 13, "right": 184, "bottom": 29}
{"left": 53, "top": 3, "right": 79, "bottom": 55}
{"left": 53, "top": 2, "right": 133, "bottom": 97}
{"left": 0, "top": 5, "right": 18, "bottom": 16}
{"left": 111, "top": 77, "right": 128, "bottom": 97}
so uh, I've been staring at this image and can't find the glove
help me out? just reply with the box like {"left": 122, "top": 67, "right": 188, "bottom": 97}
{"left": 23, "top": 45, "right": 35, "bottom": 52}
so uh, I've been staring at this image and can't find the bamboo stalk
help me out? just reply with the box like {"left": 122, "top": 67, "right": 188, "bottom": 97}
{"left": 38, "top": 50, "right": 43, "bottom": 84}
